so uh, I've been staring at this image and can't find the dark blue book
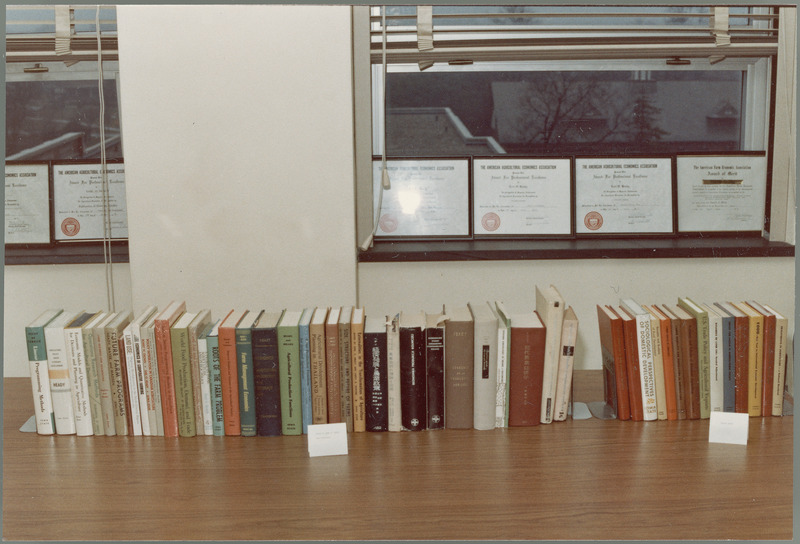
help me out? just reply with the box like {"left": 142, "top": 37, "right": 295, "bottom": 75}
{"left": 714, "top": 303, "right": 737, "bottom": 413}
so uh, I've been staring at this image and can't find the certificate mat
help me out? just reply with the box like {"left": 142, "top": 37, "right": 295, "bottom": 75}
{"left": 575, "top": 157, "right": 673, "bottom": 235}
{"left": 676, "top": 154, "right": 767, "bottom": 233}
{"left": 5, "top": 163, "right": 50, "bottom": 244}
{"left": 53, "top": 163, "right": 128, "bottom": 241}
{"left": 473, "top": 158, "right": 571, "bottom": 236}
{"left": 372, "top": 159, "right": 469, "bottom": 238}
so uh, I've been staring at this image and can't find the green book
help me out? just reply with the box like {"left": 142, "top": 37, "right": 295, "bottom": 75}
{"left": 205, "top": 318, "right": 225, "bottom": 436}
{"left": 236, "top": 310, "right": 262, "bottom": 437}
{"left": 278, "top": 310, "right": 304, "bottom": 435}
{"left": 171, "top": 311, "right": 198, "bottom": 437}
{"left": 25, "top": 308, "right": 63, "bottom": 435}
{"left": 678, "top": 297, "right": 711, "bottom": 419}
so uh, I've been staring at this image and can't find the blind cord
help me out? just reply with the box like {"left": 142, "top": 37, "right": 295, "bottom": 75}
{"left": 97, "top": 5, "right": 115, "bottom": 312}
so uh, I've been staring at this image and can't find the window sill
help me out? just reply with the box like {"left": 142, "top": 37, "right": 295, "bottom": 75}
{"left": 358, "top": 236, "right": 795, "bottom": 263}
{"left": 5, "top": 242, "right": 130, "bottom": 265}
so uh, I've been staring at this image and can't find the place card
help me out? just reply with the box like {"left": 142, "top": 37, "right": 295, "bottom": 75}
{"left": 708, "top": 411, "right": 749, "bottom": 445}
{"left": 308, "top": 423, "right": 348, "bottom": 457}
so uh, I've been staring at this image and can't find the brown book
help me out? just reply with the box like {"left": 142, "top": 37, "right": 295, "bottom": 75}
{"left": 596, "top": 305, "right": 630, "bottom": 421}
{"left": 668, "top": 305, "right": 700, "bottom": 420}
{"left": 659, "top": 305, "right": 687, "bottom": 420}
{"left": 350, "top": 307, "right": 366, "bottom": 433}
{"left": 309, "top": 307, "right": 329, "bottom": 424}
{"left": 646, "top": 305, "right": 678, "bottom": 421}
{"left": 153, "top": 301, "right": 186, "bottom": 437}
{"left": 733, "top": 302, "right": 764, "bottom": 416}
{"left": 325, "top": 307, "right": 342, "bottom": 424}
{"left": 218, "top": 309, "right": 248, "bottom": 435}
{"left": 508, "top": 311, "right": 546, "bottom": 426}
{"left": 338, "top": 306, "right": 354, "bottom": 432}
{"left": 444, "top": 306, "right": 473, "bottom": 429}
{"left": 616, "top": 306, "right": 643, "bottom": 421}
{"left": 746, "top": 301, "right": 776, "bottom": 417}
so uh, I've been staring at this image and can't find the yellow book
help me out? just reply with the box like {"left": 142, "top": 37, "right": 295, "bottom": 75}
{"left": 733, "top": 302, "right": 764, "bottom": 416}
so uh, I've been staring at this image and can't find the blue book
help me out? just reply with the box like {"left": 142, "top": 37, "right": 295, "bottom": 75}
{"left": 206, "top": 318, "right": 225, "bottom": 436}
{"left": 298, "top": 308, "right": 314, "bottom": 434}
{"left": 714, "top": 303, "right": 737, "bottom": 412}
{"left": 236, "top": 311, "right": 262, "bottom": 437}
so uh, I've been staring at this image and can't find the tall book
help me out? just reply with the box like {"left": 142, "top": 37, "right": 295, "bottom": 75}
{"left": 206, "top": 312, "right": 230, "bottom": 436}
{"left": 762, "top": 304, "right": 788, "bottom": 416}
{"left": 26, "top": 309, "right": 63, "bottom": 435}
{"left": 82, "top": 311, "right": 109, "bottom": 436}
{"left": 443, "top": 306, "right": 473, "bottom": 429}
{"left": 171, "top": 311, "right": 198, "bottom": 437}
{"left": 746, "top": 301, "right": 776, "bottom": 417}
{"left": 121, "top": 320, "right": 141, "bottom": 435}
{"left": 425, "top": 310, "right": 446, "bottom": 430}
{"left": 140, "top": 313, "right": 162, "bottom": 436}
{"left": 469, "top": 302, "right": 499, "bottom": 430}
{"left": 666, "top": 304, "right": 701, "bottom": 420}
{"left": 298, "top": 308, "right": 314, "bottom": 434}
{"left": 678, "top": 297, "right": 711, "bottom": 419}
{"left": 659, "top": 305, "right": 687, "bottom": 420}
{"left": 494, "top": 301, "right": 512, "bottom": 428}
{"left": 309, "top": 307, "right": 329, "bottom": 424}
{"left": 554, "top": 306, "right": 579, "bottom": 422}
{"left": 154, "top": 301, "right": 186, "bottom": 437}
{"left": 219, "top": 309, "right": 248, "bottom": 435}
{"left": 701, "top": 303, "right": 725, "bottom": 413}
{"left": 252, "top": 311, "right": 284, "bottom": 436}
{"left": 619, "top": 299, "right": 657, "bottom": 421}
{"left": 44, "top": 310, "right": 81, "bottom": 435}
{"left": 129, "top": 306, "right": 157, "bottom": 435}
{"left": 597, "top": 305, "right": 630, "bottom": 421}
{"left": 338, "top": 306, "right": 354, "bottom": 432}
{"left": 646, "top": 305, "right": 678, "bottom": 420}
{"left": 616, "top": 306, "right": 644, "bottom": 421}
{"left": 364, "top": 316, "right": 388, "bottom": 431}
{"left": 536, "top": 285, "right": 565, "bottom": 424}
{"left": 386, "top": 314, "right": 402, "bottom": 431}
{"left": 715, "top": 302, "right": 748, "bottom": 413}
{"left": 350, "top": 307, "right": 366, "bottom": 433}
{"left": 713, "top": 304, "right": 736, "bottom": 413}
{"left": 508, "top": 311, "right": 546, "bottom": 426}
{"left": 91, "top": 312, "right": 119, "bottom": 435}
{"left": 399, "top": 311, "right": 426, "bottom": 431}
{"left": 197, "top": 321, "right": 215, "bottom": 435}
{"left": 733, "top": 302, "right": 764, "bottom": 416}
{"left": 188, "top": 310, "right": 213, "bottom": 435}
{"left": 325, "top": 307, "right": 342, "bottom": 424}
{"left": 235, "top": 310, "right": 260, "bottom": 437}
{"left": 278, "top": 310, "right": 304, "bottom": 436}
{"left": 642, "top": 307, "right": 666, "bottom": 420}
{"left": 64, "top": 311, "right": 101, "bottom": 436}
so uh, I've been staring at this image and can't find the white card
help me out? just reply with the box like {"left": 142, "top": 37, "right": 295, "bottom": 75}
{"left": 307, "top": 423, "right": 348, "bottom": 457}
{"left": 708, "top": 411, "right": 749, "bottom": 445}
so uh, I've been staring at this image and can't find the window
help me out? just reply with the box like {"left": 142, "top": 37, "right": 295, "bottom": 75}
{"left": 355, "top": 5, "right": 796, "bottom": 259}
{"left": 5, "top": 5, "right": 128, "bottom": 265}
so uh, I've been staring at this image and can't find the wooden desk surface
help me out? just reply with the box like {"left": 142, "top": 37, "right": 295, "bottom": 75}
{"left": 2, "top": 373, "right": 792, "bottom": 541}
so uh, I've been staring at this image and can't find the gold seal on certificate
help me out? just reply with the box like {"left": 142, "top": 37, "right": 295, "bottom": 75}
{"left": 575, "top": 157, "right": 673, "bottom": 235}
{"left": 473, "top": 158, "right": 571, "bottom": 237}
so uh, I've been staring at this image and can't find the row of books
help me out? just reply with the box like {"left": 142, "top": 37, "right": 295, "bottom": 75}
{"left": 24, "top": 285, "right": 578, "bottom": 437}
{"left": 598, "top": 298, "right": 789, "bottom": 422}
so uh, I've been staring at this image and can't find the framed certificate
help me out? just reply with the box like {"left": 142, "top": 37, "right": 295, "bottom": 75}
{"left": 53, "top": 160, "right": 128, "bottom": 241}
{"left": 5, "top": 162, "right": 51, "bottom": 245}
{"left": 473, "top": 158, "right": 572, "bottom": 237}
{"left": 676, "top": 153, "right": 767, "bottom": 234}
{"left": 575, "top": 156, "right": 674, "bottom": 235}
{"left": 372, "top": 158, "right": 470, "bottom": 238}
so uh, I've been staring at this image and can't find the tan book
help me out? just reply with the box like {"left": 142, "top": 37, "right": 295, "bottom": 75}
{"left": 350, "top": 307, "right": 366, "bottom": 432}
{"left": 444, "top": 306, "right": 474, "bottom": 429}
{"left": 309, "top": 307, "right": 329, "bottom": 424}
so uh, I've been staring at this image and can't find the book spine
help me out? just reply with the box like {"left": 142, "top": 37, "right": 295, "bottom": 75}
{"left": 399, "top": 325, "right": 426, "bottom": 431}
{"left": 188, "top": 324, "right": 207, "bottom": 436}
{"left": 171, "top": 327, "right": 196, "bottom": 437}
{"left": 473, "top": 320, "right": 496, "bottom": 431}
{"left": 364, "top": 330, "right": 388, "bottom": 431}
{"left": 708, "top": 314, "right": 724, "bottom": 413}
{"left": 299, "top": 321, "right": 313, "bottom": 434}
{"left": 720, "top": 315, "right": 735, "bottom": 413}
{"left": 444, "top": 320, "right": 473, "bottom": 429}
{"left": 733, "top": 315, "right": 749, "bottom": 413}
{"left": 649, "top": 318, "right": 667, "bottom": 421}
{"left": 338, "top": 323, "right": 353, "bottom": 432}
{"left": 142, "top": 327, "right": 163, "bottom": 436}
{"left": 772, "top": 318, "right": 788, "bottom": 416}
{"left": 207, "top": 335, "right": 224, "bottom": 436}
{"left": 635, "top": 315, "right": 657, "bottom": 421}
{"left": 26, "top": 325, "right": 55, "bottom": 435}
{"left": 122, "top": 330, "right": 142, "bottom": 435}
{"left": 278, "top": 326, "right": 303, "bottom": 435}
{"left": 236, "top": 328, "right": 256, "bottom": 437}
{"left": 253, "top": 327, "right": 281, "bottom": 436}
{"left": 325, "top": 324, "right": 341, "bottom": 424}
{"left": 554, "top": 318, "right": 578, "bottom": 422}
{"left": 386, "top": 316, "right": 402, "bottom": 431}
{"left": 495, "top": 324, "right": 509, "bottom": 428}
{"left": 92, "top": 326, "right": 116, "bottom": 435}
{"left": 658, "top": 316, "right": 678, "bottom": 421}
{"left": 350, "top": 322, "right": 366, "bottom": 433}
{"left": 696, "top": 313, "right": 711, "bottom": 419}
{"left": 425, "top": 326, "right": 445, "bottom": 430}
{"left": 219, "top": 326, "right": 241, "bottom": 435}
{"left": 508, "top": 326, "right": 544, "bottom": 426}
{"left": 131, "top": 324, "right": 150, "bottom": 435}
{"left": 748, "top": 317, "right": 763, "bottom": 416}
{"left": 622, "top": 318, "right": 644, "bottom": 422}
{"left": 65, "top": 327, "right": 94, "bottom": 436}
{"left": 760, "top": 316, "right": 776, "bottom": 417}
{"left": 45, "top": 325, "right": 77, "bottom": 435}
{"left": 154, "top": 320, "right": 179, "bottom": 437}
{"left": 197, "top": 334, "right": 214, "bottom": 435}
{"left": 309, "top": 324, "right": 328, "bottom": 424}
{"left": 83, "top": 326, "right": 105, "bottom": 436}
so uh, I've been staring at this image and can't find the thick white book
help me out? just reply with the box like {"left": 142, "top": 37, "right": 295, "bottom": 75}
{"left": 469, "top": 302, "right": 498, "bottom": 431}
{"left": 620, "top": 298, "right": 658, "bottom": 421}
{"left": 553, "top": 306, "right": 579, "bottom": 422}
{"left": 493, "top": 301, "right": 511, "bottom": 428}
{"left": 643, "top": 306, "right": 667, "bottom": 420}
{"left": 64, "top": 311, "right": 102, "bottom": 436}
{"left": 25, "top": 309, "right": 64, "bottom": 435}
{"left": 91, "top": 312, "right": 119, "bottom": 435}
{"left": 536, "top": 285, "right": 565, "bottom": 424}
{"left": 122, "top": 321, "right": 143, "bottom": 436}
{"left": 188, "top": 310, "right": 213, "bottom": 436}
{"left": 82, "top": 312, "right": 109, "bottom": 436}
{"left": 45, "top": 310, "right": 80, "bottom": 435}
{"left": 130, "top": 306, "right": 158, "bottom": 435}
{"left": 198, "top": 321, "right": 216, "bottom": 435}
{"left": 386, "top": 314, "right": 402, "bottom": 432}
{"left": 701, "top": 303, "right": 725, "bottom": 413}
{"left": 103, "top": 311, "right": 133, "bottom": 435}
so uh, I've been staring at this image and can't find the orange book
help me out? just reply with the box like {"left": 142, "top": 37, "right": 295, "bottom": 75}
{"left": 508, "top": 311, "right": 546, "bottom": 426}
{"left": 596, "top": 305, "right": 629, "bottom": 421}
{"left": 747, "top": 301, "right": 776, "bottom": 417}
{"left": 658, "top": 305, "right": 686, "bottom": 420}
{"left": 734, "top": 302, "right": 763, "bottom": 416}
{"left": 668, "top": 305, "right": 700, "bottom": 420}
{"left": 218, "top": 309, "right": 248, "bottom": 435}
{"left": 153, "top": 301, "right": 186, "bottom": 437}
{"left": 647, "top": 305, "right": 678, "bottom": 421}
{"left": 616, "top": 306, "right": 643, "bottom": 421}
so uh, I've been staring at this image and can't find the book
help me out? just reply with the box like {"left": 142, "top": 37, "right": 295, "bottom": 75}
{"left": 746, "top": 301, "right": 776, "bottom": 417}
{"left": 64, "top": 311, "right": 101, "bottom": 436}
{"left": 733, "top": 302, "right": 764, "bottom": 416}
{"left": 386, "top": 313, "right": 402, "bottom": 431}
{"left": 218, "top": 309, "right": 248, "bottom": 435}
{"left": 712, "top": 303, "right": 736, "bottom": 413}
{"left": 26, "top": 309, "right": 63, "bottom": 435}
{"left": 616, "top": 305, "right": 643, "bottom": 421}
{"left": 597, "top": 305, "right": 630, "bottom": 421}
{"left": 338, "top": 306, "right": 354, "bottom": 432}
{"left": 425, "top": 310, "right": 446, "bottom": 430}
{"left": 364, "top": 316, "right": 388, "bottom": 431}
{"left": 494, "top": 301, "right": 512, "bottom": 428}
{"left": 762, "top": 304, "right": 788, "bottom": 416}
{"left": 121, "top": 320, "right": 141, "bottom": 435}
{"left": 309, "top": 307, "right": 329, "bottom": 424}
{"left": 298, "top": 308, "right": 314, "bottom": 434}
{"left": 667, "top": 304, "right": 701, "bottom": 420}
{"left": 325, "top": 307, "right": 341, "bottom": 424}
{"left": 508, "top": 310, "right": 546, "bottom": 426}
{"left": 129, "top": 306, "right": 157, "bottom": 435}
{"left": 619, "top": 299, "right": 657, "bottom": 421}
{"left": 44, "top": 310, "right": 81, "bottom": 435}
{"left": 197, "top": 321, "right": 215, "bottom": 435}
{"left": 91, "top": 312, "right": 119, "bottom": 435}
{"left": 700, "top": 303, "right": 724, "bottom": 413}
{"left": 82, "top": 311, "right": 109, "bottom": 436}
{"left": 235, "top": 310, "right": 260, "bottom": 437}
{"left": 715, "top": 302, "right": 749, "bottom": 413}
{"left": 140, "top": 312, "right": 163, "bottom": 436}
{"left": 642, "top": 307, "right": 666, "bottom": 420}
{"left": 153, "top": 301, "right": 186, "bottom": 437}
{"left": 659, "top": 305, "right": 687, "bottom": 420}
{"left": 188, "top": 310, "right": 213, "bottom": 435}
{"left": 278, "top": 310, "right": 304, "bottom": 435}
{"left": 553, "top": 306, "right": 578, "bottom": 422}
{"left": 646, "top": 305, "right": 678, "bottom": 420}
{"left": 443, "top": 306, "right": 473, "bottom": 429}
{"left": 399, "top": 311, "right": 426, "bottom": 431}
{"left": 678, "top": 297, "right": 711, "bottom": 419}
{"left": 536, "top": 285, "right": 565, "bottom": 424}
{"left": 469, "top": 302, "right": 498, "bottom": 430}
{"left": 252, "top": 311, "right": 283, "bottom": 437}
{"left": 171, "top": 311, "right": 198, "bottom": 437}
{"left": 350, "top": 307, "right": 366, "bottom": 433}
{"left": 206, "top": 313, "right": 229, "bottom": 436}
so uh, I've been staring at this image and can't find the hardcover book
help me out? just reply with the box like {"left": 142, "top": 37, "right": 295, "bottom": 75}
{"left": 82, "top": 311, "right": 109, "bottom": 436}
{"left": 715, "top": 302, "right": 748, "bottom": 413}
{"left": 45, "top": 310, "right": 81, "bottom": 435}
{"left": 659, "top": 304, "right": 688, "bottom": 420}
{"left": 733, "top": 302, "right": 764, "bottom": 416}
{"left": 554, "top": 306, "right": 578, "bottom": 422}
{"left": 746, "top": 301, "right": 776, "bottom": 417}
{"left": 252, "top": 311, "right": 283, "bottom": 436}
{"left": 386, "top": 314, "right": 402, "bottom": 431}
{"left": 26, "top": 309, "right": 63, "bottom": 435}
{"left": 616, "top": 306, "right": 644, "bottom": 421}
{"left": 235, "top": 310, "right": 261, "bottom": 437}
{"left": 469, "top": 301, "right": 499, "bottom": 430}
{"left": 597, "top": 305, "right": 630, "bottom": 421}
{"left": 350, "top": 307, "right": 367, "bottom": 433}
{"left": 197, "top": 321, "right": 215, "bottom": 435}
{"left": 711, "top": 303, "right": 736, "bottom": 413}
{"left": 701, "top": 303, "right": 725, "bottom": 413}
{"left": 364, "top": 316, "right": 388, "bottom": 431}
{"left": 171, "top": 311, "right": 199, "bottom": 437}
{"left": 153, "top": 301, "right": 186, "bottom": 437}
{"left": 678, "top": 297, "right": 711, "bottom": 419}
{"left": 338, "top": 306, "right": 354, "bottom": 432}
{"left": 646, "top": 305, "right": 679, "bottom": 420}
{"left": 206, "top": 312, "right": 230, "bottom": 436}
{"left": 218, "top": 309, "right": 248, "bottom": 435}
{"left": 64, "top": 311, "right": 101, "bottom": 436}
{"left": 642, "top": 307, "right": 667, "bottom": 420}
{"left": 298, "top": 308, "right": 315, "bottom": 434}
{"left": 494, "top": 301, "right": 512, "bottom": 427}
{"left": 667, "top": 304, "right": 701, "bottom": 420}
{"left": 425, "top": 310, "right": 446, "bottom": 430}
{"left": 762, "top": 304, "right": 788, "bottom": 416}
{"left": 443, "top": 306, "right": 473, "bottom": 429}
{"left": 536, "top": 285, "right": 565, "bottom": 424}
{"left": 309, "top": 307, "right": 329, "bottom": 424}
{"left": 399, "top": 311, "right": 427, "bottom": 431}
{"left": 140, "top": 313, "right": 163, "bottom": 436}
{"left": 188, "top": 310, "right": 213, "bottom": 435}
{"left": 325, "top": 307, "right": 342, "bottom": 424}
{"left": 90, "top": 312, "right": 119, "bottom": 435}
{"left": 278, "top": 310, "right": 304, "bottom": 436}
{"left": 508, "top": 310, "right": 546, "bottom": 426}
{"left": 620, "top": 299, "right": 657, "bottom": 421}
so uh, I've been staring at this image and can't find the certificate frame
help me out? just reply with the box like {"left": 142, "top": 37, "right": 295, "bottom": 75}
{"left": 472, "top": 156, "right": 573, "bottom": 239}
{"left": 372, "top": 157, "right": 471, "bottom": 240}
{"left": 574, "top": 155, "right": 675, "bottom": 237}
{"left": 4, "top": 161, "right": 52, "bottom": 246}
{"left": 675, "top": 152, "right": 768, "bottom": 236}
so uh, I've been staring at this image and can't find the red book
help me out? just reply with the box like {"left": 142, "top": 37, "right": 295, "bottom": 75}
{"left": 508, "top": 311, "right": 546, "bottom": 426}
{"left": 668, "top": 305, "right": 700, "bottom": 420}
{"left": 596, "top": 305, "right": 629, "bottom": 421}
{"left": 218, "top": 309, "right": 247, "bottom": 436}
{"left": 747, "top": 301, "right": 776, "bottom": 417}
{"left": 153, "top": 301, "right": 186, "bottom": 437}
{"left": 659, "top": 305, "right": 687, "bottom": 420}
{"left": 616, "top": 306, "right": 643, "bottom": 422}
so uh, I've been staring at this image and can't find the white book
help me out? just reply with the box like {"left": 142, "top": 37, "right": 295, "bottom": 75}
{"left": 83, "top": 312, "right": 109, "bottom": 436}
{"left": 130, "top": 306, "right": 158, "bottom": 435}
{"left": 91, "top": 312, "right": 119, "bottom": 436}
{"left": 701, "top": 303, "right": 724, "bottom": 413}
{"left": 25, "top": 309, "right": 63, "bottom": 435}
{"left": 386, "top": 314, "right": 402, "bottom": 432}
{"left": 45, "top": 310, "right": 80, "bottom": 435}
{"left": 64, "top": 311, "right": 102, "bottom": 436}
{"left": 493, "top": 301, "right": 511, "bottom": 428}
{"left": 536, "top": 285, "right": 565, "bottom": 424}
{"left": 644, "top": 306, "right": 667, "bottom": 420}
{"left": 122, "top": 321, "right": 144, "bottom": 436}
{"left": 103, "top": 311, "right": 133, "bottom": 435}
{"left": 198, "top": 321, "right": 217, "bottom": 435}
{"left": 763, "top": 304, "right": 789, "bottom": 416}
{"left": 620, "top": 298, "right": 657, "bottom": 421}
{"left": 188, "top": 310, "right": 213, "bottom": 436}
{"left": 140, "top": 313, "right": 163, "bottom": 436}
{"left": 469, "top": 301, "right": 498, "bottom": 431}
{"left": 553, "top": 306, "right": 579, "bottom": 422}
